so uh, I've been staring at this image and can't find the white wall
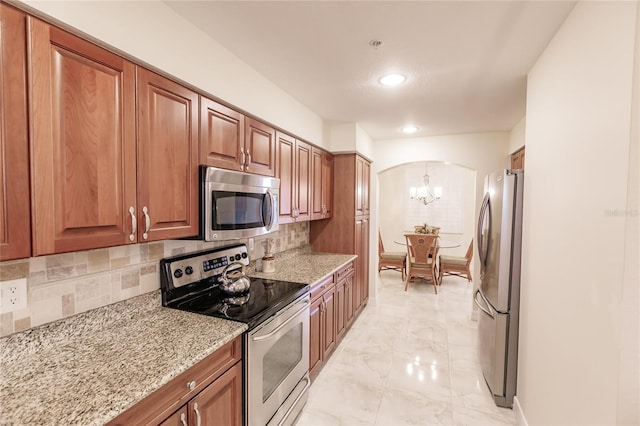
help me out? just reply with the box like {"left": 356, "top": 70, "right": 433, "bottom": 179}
{"left": 371, "top": 132, "right": 510, "bottom": 297}
{"left": 327, "top": 122, "right": 374, "bottom": 159}
{"left": 617, "top": 3, "right": 640, "bottom": 424}
{"left": 518, "top": 1, "right": 639, "bottom": 424}
{"left": 20, "top": 0, "right": 326, "bottom": 147}
{"left": 509, "top": 117, "right": 526, "bottom": 154}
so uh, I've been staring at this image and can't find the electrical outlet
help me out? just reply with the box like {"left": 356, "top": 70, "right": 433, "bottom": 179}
{"left": 0, "top": 278, "right": 27, "bottom": 314}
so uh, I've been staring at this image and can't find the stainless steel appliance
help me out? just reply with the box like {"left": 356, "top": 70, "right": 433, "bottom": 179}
{"left": 200, "top": 166, "right": 279, "bottom": 241}
{"left": 474, "top": 169, "right": 524, "bottom": 408}
{"left": 160, "top": 244, "right": 310, "bottom": 426}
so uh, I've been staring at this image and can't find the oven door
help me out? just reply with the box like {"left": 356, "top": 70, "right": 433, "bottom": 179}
{"left": 247, "top": 295, "right": 310, "bottom": 426}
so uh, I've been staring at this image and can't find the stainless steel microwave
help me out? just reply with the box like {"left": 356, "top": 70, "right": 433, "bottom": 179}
{"left": 200, "top": 166, "right": 279, "bottom": 241}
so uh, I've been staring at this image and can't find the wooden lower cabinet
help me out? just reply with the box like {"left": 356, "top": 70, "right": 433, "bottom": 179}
{"left": 108, "top": 337, "right": 242, "bottom": 426}
{"left": 309, "top": 278, "right": 337, "bottom": 380}
{"left": 183, "top": 362, "right": 242, "bottom": 426}
{"left": 309, "top": 261, "right": 357, "bottom": 380}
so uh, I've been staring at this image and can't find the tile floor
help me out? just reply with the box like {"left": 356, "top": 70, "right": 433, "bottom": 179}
{"left": 295, "top": 271, "right": 517, "bottom": 426}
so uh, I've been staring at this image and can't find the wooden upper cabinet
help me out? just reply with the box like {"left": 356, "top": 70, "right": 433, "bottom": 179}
{"left": 311, "top": 147, "right": 333, "bottom": 220}
{"left": 511, "top": 147, "right": 525, "bottom": 169}
{"left": 322, "top": 151, "right": 334, "bottom": 218}
{"left": 28, "top": 17, "right": 137, "bottom": 256}
{"left": 276, "top": 132, "right": 311, "bottom": 223}
{"left": 0, "top": 5, "right": 31, "bottom": 261}
{"left": 137, "top": 68, "right": 199, "bottom": 241}
{"left": 200, "top": 96, "right": 245, "bottom": 171}
{"left": 295, "top": 139, "right": 312, "bottom": 221}
{"left": 244, "top": 117, "right": 276, "bottom": 177}
{"left": 276, "top": 132, "right": 296, "bottom": 223}
{"left": 355, "top": 156, "right": 370, "bottom": 216}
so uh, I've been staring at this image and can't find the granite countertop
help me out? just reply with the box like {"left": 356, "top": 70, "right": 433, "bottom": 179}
{"left": 250, "top": 249, "right": 357, "bottom": 284}
{"left": 0, "top": 249, "right": 354, "bottom": 425}
{"left": 0, "top": 291, "right": 247, "bottom": 426}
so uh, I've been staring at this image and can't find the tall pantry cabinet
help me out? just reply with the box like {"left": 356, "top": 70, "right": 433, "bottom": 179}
{"left": 310, "top": 154, "right": 371, "bottom": 316}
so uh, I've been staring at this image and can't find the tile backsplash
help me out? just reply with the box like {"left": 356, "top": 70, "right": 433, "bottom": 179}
{"left": 0, "top": 221, "right": 309, "bottom": 337}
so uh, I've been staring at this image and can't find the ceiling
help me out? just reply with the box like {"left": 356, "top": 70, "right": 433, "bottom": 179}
{"left": 165, "top": 1, "right": 575, "bottom": 140}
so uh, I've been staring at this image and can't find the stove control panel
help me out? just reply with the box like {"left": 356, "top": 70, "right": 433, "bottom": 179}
{"left": 162, "top": 244, "right": 250, "bottom": 289}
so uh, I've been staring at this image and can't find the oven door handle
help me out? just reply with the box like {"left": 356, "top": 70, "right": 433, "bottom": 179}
{"left": 252, "top": 298, "right": 310, "bottom": 342}
{"left": 277, "top": 376, "right": 311, "bottom": 426}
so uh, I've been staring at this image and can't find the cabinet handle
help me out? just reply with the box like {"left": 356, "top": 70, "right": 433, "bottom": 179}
{"left": 194, "top": 402, "right": 202, "bottom": 426}
{"left": 180, "top": 413, "right": 188, "bottom": 426}
{"left": 142, "top": 206, "right": 150, "bottom": 240}
{"left": 246, "top": 150, "right": 251, "bottom": 170}
{"left": 128, "top": 207, "right": 136, "bottom": 242}
{"left": 187, "top": 380, "right": 196, "bottom": 390}
{"left": 240, "top": 147, "right": 245, "bottom": 170}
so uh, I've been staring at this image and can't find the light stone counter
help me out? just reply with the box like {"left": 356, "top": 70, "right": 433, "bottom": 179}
{"left": 0, "top": 249, "right": 353, "bottom": 425}
{"left": 250, "top": 248, "right": 357, "bottom": 284}
{"left": 0, "top": 291, "right": 247, "bottom": 426}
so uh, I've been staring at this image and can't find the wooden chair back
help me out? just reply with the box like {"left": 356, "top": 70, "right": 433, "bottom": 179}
{"left": 404, "top": 234, "right": 438, "bottom": 264}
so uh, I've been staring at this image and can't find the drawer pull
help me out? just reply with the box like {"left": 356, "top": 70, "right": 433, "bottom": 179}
{"left": 187, "top": 380, "right": 196, "bottom": 390}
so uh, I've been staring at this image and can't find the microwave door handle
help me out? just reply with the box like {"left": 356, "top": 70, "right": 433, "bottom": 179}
{"left": 264, "top": 189, "right": 276, "bottom": 231}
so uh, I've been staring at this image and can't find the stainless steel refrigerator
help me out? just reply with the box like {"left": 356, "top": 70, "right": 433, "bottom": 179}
{"left": 475, "top": 169, "right": 524, "bottom": 408}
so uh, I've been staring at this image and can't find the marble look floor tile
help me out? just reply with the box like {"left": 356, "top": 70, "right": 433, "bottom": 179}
{"left": 374, "top": 386, "right": 453, "bottom": 425}
{"left": 386, "top": 355, "right": 452, "bottom": 404}
{"left": 305, "top": 369, "right": 385, "bottom": 424}
{"left": 332, "top": 345, "right": 394, "bottom": 387}
{"left": 296, "top": 272, "right": 517, "bottom": 426}
{"left": 452, "top": 405, "right": 517, "bottom": 425}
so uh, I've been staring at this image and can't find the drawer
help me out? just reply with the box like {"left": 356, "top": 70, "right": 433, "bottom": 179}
{"left": 108, "top": 336, "right": 242, "bottom": 426}
{"left": 310, "top": 274, "right": 335, "bottom": 301}
{"left": 336, "top": 261, "right": 355, "bottom": 282}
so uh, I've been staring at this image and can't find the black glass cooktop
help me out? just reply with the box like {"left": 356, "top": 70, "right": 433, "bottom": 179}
{"left": 168, "top": 278, "right": 308, "bottom": 329}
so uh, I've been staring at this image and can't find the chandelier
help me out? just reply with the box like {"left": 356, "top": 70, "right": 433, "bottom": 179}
{"left": 409, "top": 170, "right": 442, "bottom": 206}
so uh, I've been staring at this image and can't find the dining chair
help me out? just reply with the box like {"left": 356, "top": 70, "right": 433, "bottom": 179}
{"left": 404, "top": 233, "right": 439, "bottom": 293}
{"left": 438, "top": 239, "right": 474, "bottom": 283}
{"left": 378, "top": 231, "right": 407, "bottom": 280}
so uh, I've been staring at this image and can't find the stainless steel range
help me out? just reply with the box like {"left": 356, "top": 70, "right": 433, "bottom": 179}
{"left": 160, "top": 244, "right": 310, "bottom": 426}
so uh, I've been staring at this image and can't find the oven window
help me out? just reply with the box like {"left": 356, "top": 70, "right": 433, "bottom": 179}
{"left": 262, "top": 323, "right": 302, "bottom": 402}
{"left": 212, "top": 191, "right": 265, "bottom": 230}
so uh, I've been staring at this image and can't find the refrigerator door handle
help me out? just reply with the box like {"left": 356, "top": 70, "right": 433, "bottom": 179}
{"left": 477, "top": 192, "right": 491, "bottom": 268}
{"left": 474, "top": 289, "right": 495, "bottom": 318}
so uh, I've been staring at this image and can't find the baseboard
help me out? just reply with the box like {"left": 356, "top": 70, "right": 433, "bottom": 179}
{"left": 513, "top": 396, "right": 528, "bottom": 426}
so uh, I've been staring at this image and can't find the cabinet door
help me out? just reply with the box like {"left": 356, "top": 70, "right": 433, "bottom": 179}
{"left": 158, "top": 407, "right": 188, "bottom": 426}
{"left": 189, "top": 362, "right": 242, "bottom": 426}
{"left": 137, "top": 68, "right": 199, "bottom": 241}
{"left": 311, "top": 147, "right": 324, "bottom": 220}
{"left": 335, "top": 280, "right": 346, "bottom": 340}
{"left": 354, "top": 218, "right": 364, "bottom": 312}
{"left": 355, "top": 157, "right": 364, "bottom": 215}
{"left": 309, "top": 296, "right": 323, "bottom": 378}
{"left": 360, "top": 217, "right": 370, "bottom": 306}
{"left": 363, "top": 160, "right": 370, "bottom": 215}
{"left": 322, "top": 286, "right": 336, "bottom": 358}
{"left": 276, "top": 131, "right": 296, "bottom": 224}
{"left": 322, "top": 152, "right": 334, "bottom": 218}
{"left": 345, "top": 275, "right": 355, "bottom": 327}
{"left": 28, "top": 18, "right": 137, "bottom": 255}
{"left": 244, "top": 118, "right": 275, "bottom": 176}
{"left": 200, "top": 97, "right": 245, "bottom": 171}
{"left": 0, "top": 5, "right": 31, "bottom": 261}
{"left": 295, "top": 139, "right": 312, "bottom": 222}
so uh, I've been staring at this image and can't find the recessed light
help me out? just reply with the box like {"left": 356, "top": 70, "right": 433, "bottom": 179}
{"left": 379, "top": 73, "right": 406, "bottom": 87}
{"left": 402, "top": 125, "right": 419, "bottom": 134}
